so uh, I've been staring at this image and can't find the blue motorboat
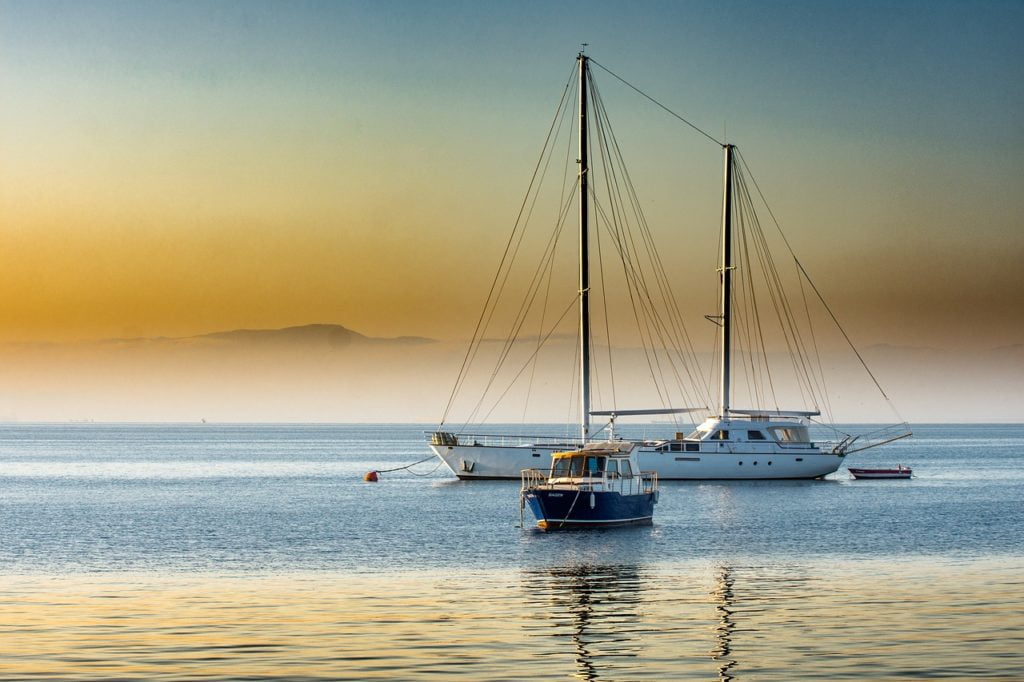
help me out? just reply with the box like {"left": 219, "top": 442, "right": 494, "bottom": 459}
{"left": 520, "top": 442, "right": 659, "bottom": 530}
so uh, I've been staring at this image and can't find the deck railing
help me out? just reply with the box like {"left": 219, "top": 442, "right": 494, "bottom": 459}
{"left": 430, "top": 431, "right": 584, "bottom": 449}
{"left": 520, "top": 467, "right": 546, "bottom": 493}
{"left": 520, "top": 468, "right": 658, "bottom": 496}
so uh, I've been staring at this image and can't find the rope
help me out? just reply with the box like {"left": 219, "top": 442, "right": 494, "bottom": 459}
{"left": 559, "top": 488, "right": 584, "bottom": 529}
{"left": 371, "top": 455, "right": 443, "bottom": 477}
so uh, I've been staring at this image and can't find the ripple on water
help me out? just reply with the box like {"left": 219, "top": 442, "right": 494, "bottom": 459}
{"left": 1, "top": 558, "right": 1022, "bottom": 680}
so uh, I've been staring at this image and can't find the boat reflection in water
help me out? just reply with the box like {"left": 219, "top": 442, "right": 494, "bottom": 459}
{"left": 520, "top": 563, "right": 646, "bottom": 680}
{"left": 712, "top": 565, "right": 738, "bottom": 681}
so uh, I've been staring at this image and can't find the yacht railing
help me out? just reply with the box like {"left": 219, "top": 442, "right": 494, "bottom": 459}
{"left": 430, "top": 431, "right": 584, "bottom": 449}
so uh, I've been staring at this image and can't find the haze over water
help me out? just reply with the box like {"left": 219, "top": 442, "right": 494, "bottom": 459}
{"left": 1, "top": 423, "right": 1022, "bottom": 679}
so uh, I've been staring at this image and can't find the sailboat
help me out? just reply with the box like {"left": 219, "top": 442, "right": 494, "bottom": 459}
{"left": 429, "top": 52, "right": 909, "bottom": 480}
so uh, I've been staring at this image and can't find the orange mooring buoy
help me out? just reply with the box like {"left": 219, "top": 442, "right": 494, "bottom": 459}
{"left": 363, "top": 470, "right": 379, "bottom": 482}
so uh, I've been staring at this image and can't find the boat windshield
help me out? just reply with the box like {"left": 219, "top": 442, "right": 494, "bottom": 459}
{"left": 686, "top": 428, "right": 709, "bottom": 440}
{"left": 551, "top": 455, "right": 605, "bottom": 478}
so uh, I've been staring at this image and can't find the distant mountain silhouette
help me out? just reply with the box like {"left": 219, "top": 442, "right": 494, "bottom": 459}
{"left": 1, "top": 328, "right": 1019, "bottom": 422}
{"left": 105, "top": 323, "right": 435, "bottom": 348}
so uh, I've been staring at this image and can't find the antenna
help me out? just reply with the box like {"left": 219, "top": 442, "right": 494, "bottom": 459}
{"left": 580, "top": 42, "right": 588, "bottom": 54}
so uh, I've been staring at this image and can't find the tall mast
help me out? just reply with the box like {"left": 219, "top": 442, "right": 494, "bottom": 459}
{"left": 578, "top": 52, "right": 591, "bottom": 442}
{"left": 718, "top": 144, "right": 734, "bottom": 416}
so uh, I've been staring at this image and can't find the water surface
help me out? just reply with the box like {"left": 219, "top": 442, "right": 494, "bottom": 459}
{"left": 1, "top": 423, "right": 1022, "bottom": 679}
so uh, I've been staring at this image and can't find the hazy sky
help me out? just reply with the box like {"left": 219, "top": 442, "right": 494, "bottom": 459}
{"left": 2, "top": 0, "right": 1022, "bottom": 350}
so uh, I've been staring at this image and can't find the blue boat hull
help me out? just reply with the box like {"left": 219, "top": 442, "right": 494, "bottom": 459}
{"left": 524, "top": 488, "right": 656, "bottom": 529}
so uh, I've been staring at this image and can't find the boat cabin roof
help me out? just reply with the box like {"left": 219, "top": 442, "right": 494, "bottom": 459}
{"left": 551, "top": 441, "right": 634, "bottom": 460}
{"left": 728, "top": 408, "right": 820, "bottom": 418}
{"left": 695, "top": 415, "right": 812, "bottom": 430}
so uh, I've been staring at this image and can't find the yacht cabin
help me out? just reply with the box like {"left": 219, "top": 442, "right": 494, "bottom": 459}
{"left": 653, "top": 414, "right": 821, "bottom": 454}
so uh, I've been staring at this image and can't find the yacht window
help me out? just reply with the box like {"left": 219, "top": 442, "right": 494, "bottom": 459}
{"left": 569, "top": 456, "right": 586, "bottom": 477}
{"left": 619, "top": 460, "right": 633, "bottom": 478}
{"left": 712, "top": 430, "right": 729, "bottom": 441}
{"left": 685, "top": 443, "right": 700, "bottom": 452}
{"left": 686, "top": 428, "right": 710, "bottom": 440}
{"left": 584, "top": 456, "right": 604, "bottom": 477}
{"left": 770, "top": 427, "right": 809, "bottom": 443}
{"left": 551, "top": 458, "right": 570, "bottom": 477}
{"left": 747, "top": 430, "right": 766, "bottom": 440}
{"left": 656, "top": 444, "right": 668, "bottom": 452}
{"left": 671, "top": 443, "right": 683, "bottom": 452}
{"left": 606, "top": 460, "right": 619, "bottom": 478}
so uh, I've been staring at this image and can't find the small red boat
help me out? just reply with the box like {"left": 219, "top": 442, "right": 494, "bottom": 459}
{"left": 848, "top": 465, "right": 912, "bottom": 479}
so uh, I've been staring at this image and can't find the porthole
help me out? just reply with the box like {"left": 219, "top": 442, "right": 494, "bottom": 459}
{"left": 753, "top": 461, "right": 758, "bottom": 465}
{"left": 768, "top": 461, "right": 772, "bottom": 465}
{"left": 739, "top": 461, "right": 743, "bottom": 466}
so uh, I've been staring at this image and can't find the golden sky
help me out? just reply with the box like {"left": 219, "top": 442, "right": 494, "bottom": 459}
{"left": 1, "top": 1, "right": 1022, "bottom": 351}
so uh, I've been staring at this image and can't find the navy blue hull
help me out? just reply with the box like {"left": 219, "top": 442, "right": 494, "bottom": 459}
{"left": 524, "top": 488, "right": 656, "bottom": 529}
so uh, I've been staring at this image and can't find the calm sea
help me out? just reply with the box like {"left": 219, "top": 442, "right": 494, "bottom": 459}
{"left": 1, "top": 423, "right": 1022, "bottom": 680}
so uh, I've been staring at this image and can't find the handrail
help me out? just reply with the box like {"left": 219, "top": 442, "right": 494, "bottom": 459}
{"left": 435, "top": 430, "right": 838, "bottom": 453}
{"left": 520, "top": 467, "right": 547, "bottom": 492}
{"left": 431, "top": 430, "right": 583, "bottom": 448}
{"left": 521, "top": 467, "right": 658, "bottom": 496}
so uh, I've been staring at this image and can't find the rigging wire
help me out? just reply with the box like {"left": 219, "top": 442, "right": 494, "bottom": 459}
{"left": 589, "top": 58, "right": 724, "bottom": 147}
{"left": 734, "top": 162, "right": 811, "bottom": 411}
{"left": 463, "top": 184, "right": 578, "bottom": 429}
{"left": 522, "top": 94, "right": 580, "bottom": 422}
{"left": 587, "top": 78, "right": 671, "bottom": 410}
{"left": 735, "top": 150, "right": 906, "bottom": 425}
{"left": 470, "top": 123, "right": 581, "bottom": 424}
{"left": 478, "top": 295, "right": 581, "bottom": 426}
{"left": 797, "top": 269, "right": 836, "bottom": 423}
{"left": 593, "top": 74, "right": 712, "bottom": 407}
{"left": 452, "top": 59, "right": 716, "bottom": 432}
{"left": 592, "top": 168, "right": 619, "bottom": 412}
{"left": 438, "top": 64, "right": 576, "bottom": 427}
{"left": 440, "top": 56, "right": 907, "bottom": 443}
{"left": 735, "top": 151, "right": 830, "bottom": 416}
{"left": 587, "top": 71, "right": 712, "bottom": 415}
{"left": 738, "top": 153, "right": 838, "bottom": 419}
{"left": 733, "top": 183, "right": 778, "bottom": 411}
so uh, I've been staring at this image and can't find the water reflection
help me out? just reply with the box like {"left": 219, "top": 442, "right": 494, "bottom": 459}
{"left": 521, "top": 563, "right": 645, "bottom": 680}
{"left": 711, "top": 565, "right": 737, "bottom": 681}
{"left": 2, "top": 559, "right": 1021, "bottom": 680}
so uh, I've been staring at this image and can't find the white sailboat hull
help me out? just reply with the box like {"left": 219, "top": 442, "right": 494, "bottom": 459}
{"left": 430, "top": 441, "right": 844, "bottom": 480}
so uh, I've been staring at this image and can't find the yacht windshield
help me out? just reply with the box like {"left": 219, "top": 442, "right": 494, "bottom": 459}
{"left": 551, "top": 455, "right": 605, "bottom": 477}
{"left": 686, "top": 428, "right": 709, "bottom": 440}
